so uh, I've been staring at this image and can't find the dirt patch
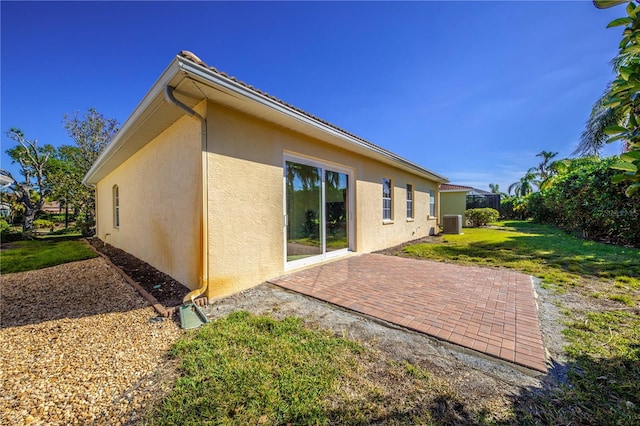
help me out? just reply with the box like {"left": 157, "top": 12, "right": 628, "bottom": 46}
{"left": 88, "top": 238, "right": 190, "bottom": 307}
{"left": 374, "top": 235, "right": 441, "bottom": 256}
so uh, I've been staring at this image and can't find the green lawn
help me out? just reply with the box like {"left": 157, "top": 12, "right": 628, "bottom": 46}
{"left": 403, "top": 221, "right": 640, "bottom": 424}
{"left": 0, "top": 236, "right": 97, "bottom": 274}
{"left": 2, "top": 225, "right": 633, "bottom": 422}
{"left": 144, "top": 221, "right": 640, "bottom": 424}
{"left": 403, "top": 220, "right": 640, "bottom": 291}
{"left": 148, "top": 311, "right": 461, "bottom": 425}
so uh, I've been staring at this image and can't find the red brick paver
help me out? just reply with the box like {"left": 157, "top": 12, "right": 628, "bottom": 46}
{"left": 269, "top": 254, "right": 547, "bottom": 372}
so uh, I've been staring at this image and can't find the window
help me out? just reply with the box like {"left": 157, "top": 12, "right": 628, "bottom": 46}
{"left": 382, "top": 178, "right": 392, "bottom": 220}
{"left": 406, "top": 184, "right": 414, "bottom": 219}
{"left": 113, "top": 185, "right": 120, "bottom": 228}
{"left": 429, "top": 189, "right": 435, "bottom": 217}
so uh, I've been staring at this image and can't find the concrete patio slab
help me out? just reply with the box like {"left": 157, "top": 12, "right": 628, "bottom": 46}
{"left": 269, "top": 254, "right": 547, "bottom": 373}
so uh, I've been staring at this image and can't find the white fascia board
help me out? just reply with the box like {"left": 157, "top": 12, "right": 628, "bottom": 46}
{"left": 177, "top": 58, "right": 449, "bottom": 183}
{"left": 83, "top": 59, "right": 183, "bottom": 185}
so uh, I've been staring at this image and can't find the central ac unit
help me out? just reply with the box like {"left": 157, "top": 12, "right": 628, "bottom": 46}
{"left": 442, "top": 215, "right": 462, "bottom": 234}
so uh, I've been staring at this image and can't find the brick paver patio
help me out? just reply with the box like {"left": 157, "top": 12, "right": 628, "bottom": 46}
{"left": 269, "top": 254, "right": 547, "bottom": 372}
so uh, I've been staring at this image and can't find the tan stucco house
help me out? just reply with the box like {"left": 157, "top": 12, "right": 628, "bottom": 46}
{"left": 439, "top": 184, "right": 472, "bottom": 224}
{"left": 84, "top": 51, "right": 449, "bottom": 301}
{"left": 439, "top": 184, "right": 501, "bottom": 225}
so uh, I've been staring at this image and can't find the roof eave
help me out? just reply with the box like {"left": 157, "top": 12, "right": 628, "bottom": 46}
{"left": 83, "top": 59, "right": 184, "bottom": 185}
{"left": 176, "top": 57, "right": 449, "bottom": 183}
{"left": 85, "top": 54, "right": 449, "bottom": 185}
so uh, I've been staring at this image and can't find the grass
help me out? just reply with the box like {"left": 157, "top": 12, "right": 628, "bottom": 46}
{"left": 399, "top": 220, "right": 640, "bottom": 424}
{"left": 402, "top": 220, "right": 640, "bottom": 291}
{"left": 148, "top": 311, "right": 480, "bottom": 425}
{"left": 149, "top": 220, "right": 639, "bottom": 424}
{"left": 0, "top": 236, "right": 97, "bottom": 273}
{"left": 523, "top": 310, "right": 640, "bottom": 424}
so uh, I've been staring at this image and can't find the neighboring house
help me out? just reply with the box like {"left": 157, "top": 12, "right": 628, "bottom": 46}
{"left": 40, "top": 201, "right": 75, "bottom": 215}
{"left": 0, "top": 203, "right": 10, "bottom": 218}
{"left": 439, "top": 184, "right": 500, "bottom": 224}
{"left": 0, "top": 175, "right": 11, "bottom": 218}
{"left": 83, "top": 51, "right": 449, "bottom": 301}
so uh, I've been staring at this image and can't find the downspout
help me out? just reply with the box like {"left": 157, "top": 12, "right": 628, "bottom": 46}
{"left": 164, "top": 85, "right": 209, "bottom": 304}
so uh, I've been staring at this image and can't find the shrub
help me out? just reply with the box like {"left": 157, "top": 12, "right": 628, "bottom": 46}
{"left": 0, "top": 219, "right": 23, "bottom": 243}
{"left": 50, "top": 214, "right": 66, "bottom": 223}
{"left": 48, "top": 226, "right": 81, "bottom": 236}
{"left": 33, "top": 219, "right": 55, "bottom": 231}
{"left": 530, "top": 157, "right": 640, "bottom": 247}
{"left": 465, "top": 208, "right": 499, "bottom": 227}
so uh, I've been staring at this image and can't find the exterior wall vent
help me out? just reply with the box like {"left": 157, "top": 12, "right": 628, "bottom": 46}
{"left": 442, "top": 215, "right": 462, "bottom": 234}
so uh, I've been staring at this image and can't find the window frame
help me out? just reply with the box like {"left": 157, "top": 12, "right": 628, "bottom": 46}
{"left": 113, "top": 185, "right": 120, "bottom": 229}
{"left": 382, "top": 177, "right": 393, "bottom": 222}
{"left": 429, "top": 189, "right": 436, "bottom": 218}
{"left": 406, "top": 183, "right": 414, "bottom": 220}
{"left": 283, "top": 152, "right": 354, "bottom": 270}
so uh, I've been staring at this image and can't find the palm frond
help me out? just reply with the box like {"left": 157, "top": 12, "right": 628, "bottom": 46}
{"left": 574, "top": 83, "right": 625, "bottom": 157}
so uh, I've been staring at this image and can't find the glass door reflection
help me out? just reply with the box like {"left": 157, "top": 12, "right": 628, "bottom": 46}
{"left": 325, "top": 170, "right": 348, "bottom": 253}
{"left": 286, "top": 161, "right": 322, "bottom": 262}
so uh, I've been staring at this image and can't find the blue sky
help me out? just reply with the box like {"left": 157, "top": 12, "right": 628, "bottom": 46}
{"left": 1, "top": 1, "right": 625, "bottom": 193}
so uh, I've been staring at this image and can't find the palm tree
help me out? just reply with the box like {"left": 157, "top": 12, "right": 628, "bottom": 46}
{"left": 488, "top": 183, "right": 508, "bottom": 198}
{"left": 575, "top": 83, "right": 626, "bottom": 157}
{"left": 508, "top": 168, "right": 538, "bottom": 197}
{"left": 535, "top": 151, "right": 558, "bottom": 180}
{"left": 576, "top": 50, "right": 634, "bottom": 157}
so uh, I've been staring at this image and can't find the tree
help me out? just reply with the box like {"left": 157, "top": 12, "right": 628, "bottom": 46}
{"left": 62, "top": 108, "right": 119, "bottom": 234}
{"left": 528, "top": 157, "right": 639, "bottom": 246}
{"left": 586, "top": 1, "right": 640, "bottom": 196}
{"left": 1, "top": 129, "right": 55, "bottom": 233}
{"left": 488, "top": 183, "right": 508, "bottom": 198}
{"left": 602, "top": 2, "right": 640, "bottom": 196}
{"left": 535, "top": 150, "right": 559, "bottom": 180}
{"left": 46, "top": 146, "right": 86, "bottom": 228}
{"left": 508, "top": 168, "right": 538, "bottom": 197}
{"left": 539, "top": 158, "right": 570, "bottom": 190}
{"left": 576, "top": 83, "right": 627, "bottom": 157}
{"left": 576, "top": 2, "right": 639, "bottom": 157}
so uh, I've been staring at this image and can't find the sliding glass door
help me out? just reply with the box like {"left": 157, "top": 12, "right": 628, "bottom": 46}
{"left": 325, "top": 170, "right": 348, "bottom": 253}
{"left": 285, "top": 158, "right": 350, "bottom": 266}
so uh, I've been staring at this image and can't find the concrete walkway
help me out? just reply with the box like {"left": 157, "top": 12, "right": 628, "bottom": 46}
{"left": 269, "top": 254, "right": 547, "bottom": 373}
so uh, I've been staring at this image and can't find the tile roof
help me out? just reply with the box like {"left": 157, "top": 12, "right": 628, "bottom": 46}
{"left": 440, "top": 183, "right": 473, "bottom": 191}
{"left": 178, "top": 51, "right": 438, "bottom": 173}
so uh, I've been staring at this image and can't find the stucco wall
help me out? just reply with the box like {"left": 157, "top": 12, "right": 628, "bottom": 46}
{"left": 95, "top": 112, "right": 202, "bottom": 290}
{"left": 204, "top": 102, "right": 439, "bottom": 298}
{"left": 440, "top": 191, "right": 467, "bottom": 224}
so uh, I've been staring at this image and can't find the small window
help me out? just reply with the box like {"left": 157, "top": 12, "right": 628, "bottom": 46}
{"left": 429, "top": 189, "right": 435, "bottom": 217}
{"left": 113, "top": 185, "right": 120, "bottom": 228}
{"left": 382, "top": 178, "right": 392, "bottom": 220}
{"left": 406, "top": 184, "right": 414, "bottom": 219}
